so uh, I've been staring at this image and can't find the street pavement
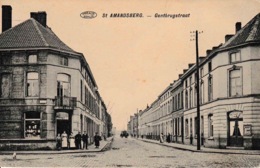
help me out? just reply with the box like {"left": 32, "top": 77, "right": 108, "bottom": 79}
{"left": 0, "top": 135, "right": 260, "bottom": 167}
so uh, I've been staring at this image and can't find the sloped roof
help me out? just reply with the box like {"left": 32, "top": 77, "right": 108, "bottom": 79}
{"left": 0, "top": 18, "right": 77, "bottom": 54}
{"left": 221, "top": 13, "right": 260, "bottom": 49}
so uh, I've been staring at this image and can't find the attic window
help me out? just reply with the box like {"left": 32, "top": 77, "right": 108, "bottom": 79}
{"left": 60, "top": 56, "right": 68, "bottom": 66}
{"left": 230, "top": 51, "right": 241, "bottom": 63}
{"left": 28, "top": 54, "right": 37, "bottom": 63}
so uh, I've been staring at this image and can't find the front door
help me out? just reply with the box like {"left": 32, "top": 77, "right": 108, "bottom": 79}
{"left": 228, "top": 111, "right": 243, "bottom": 147}
{"left": 56, "top": 112, "right": 71, "bottom": 135}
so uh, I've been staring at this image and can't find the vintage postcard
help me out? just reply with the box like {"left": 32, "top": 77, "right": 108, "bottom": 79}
{"left": 0, "top": 0, "right": 260, "bottom": 167}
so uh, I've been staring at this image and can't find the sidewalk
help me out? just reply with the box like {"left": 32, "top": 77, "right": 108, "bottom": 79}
{"left": 0, "top": 137, "right": 113, "bottom": 155}
{"left": 138, "top": 138, "right": 260, "bottom": 155}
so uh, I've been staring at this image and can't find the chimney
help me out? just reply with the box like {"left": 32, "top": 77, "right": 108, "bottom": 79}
{"left": 225, "top": 34, "right": 233, "bottom": 42}
{"left": 2, "top": 5, "right": 12, "bottom": 32}
{"left": 235, "top": 22, "right": 241, "bottom": 33}
{"left": 30, "top": 11, "right": 47, "bottom": 27}
{"left": 206, "top": 49, "right": 212, "bottom": 56}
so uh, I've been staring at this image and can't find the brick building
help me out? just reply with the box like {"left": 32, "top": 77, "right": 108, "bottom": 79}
{"left": 0, "top": 6, "right": 111, "bottom": 150}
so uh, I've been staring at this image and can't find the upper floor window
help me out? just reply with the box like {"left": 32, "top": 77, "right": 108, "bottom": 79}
{"left": 230, "top": 51, "right": 241, "bottom": 63}
{"left": 60, "top": 56, "right": 68, "bottom": 66}
{"left": 208, "top": 61, "right": 212, "bottom": 72}
{"left": 28, "top": 54, "right": 37, "bottom": 63}
{"left": 229, "top": 68, "right": 242, "bottom": 97}
{"left": 200, "top": 67, "right": 204, "bottom": 78}
{"left": 0, "top": 73, "right": 11, "bottom": 98}
{"left": 26, "top": 72, "right": 39, "bottom": 97}
{"left": 189, "top": 76, "right": 192, "bottom": 86}
{"left": 208, "top": 76, "right": 213, "bottom": 101}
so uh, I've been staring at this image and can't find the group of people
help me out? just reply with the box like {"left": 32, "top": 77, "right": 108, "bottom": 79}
{"left": 56, "top": 131, "right": 103, "bottom": 150}
{"left": 160, "top": 133, "right": 171, "bottom": 143}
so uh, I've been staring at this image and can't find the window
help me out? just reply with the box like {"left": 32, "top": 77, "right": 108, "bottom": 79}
{"left": 80, "top": 80, "right": 83, "bottom": 102}
{"left": 26, "top": 72, "right": 39, "bottom": 97}
{"left": 60, "top": 56, "right": 68, "bottom": 66}
{"left": 200, "top": 81, "right": 204, "bottom": 104}
{"left": 185, "top": 91, "right": 188, "bottom": 109}
{"left": 208, "top": 61, "right": 212, "bottom": 72}
{"left": 208, "top": 114, "right": 213, "bottom": 137}
{"left": 177, "top": 118, "right": 180, "bottom": 135}
{"left": 229, "top": 69, "right": 242, "bottom": 97}
{"left": 0, "top": 73, "right": 11, "bottom": 98}
{"left": 190, "top": 118, "right": 193, "bottom": 136}
{"left": 200, "top": 67, "right": 204, "bottom": 78}
{"left": 28, "top": 54, "right": 37, "bottom": 63}
{"left": 190, "top": 88, "right": 193, "bottom": 108}
{"left": 185, "top": 119, "right": 189, "bottom": 137}
{"left": 208, "top": 76, "right": 213, "bottom": 101}
{"left": 194, "top": 85, "right": 197, "bottom": 107}
{"left": 185, "top": 80, "right": 188, "bottom": 88}
{"left": 24, "top": 112, "right": 41, "bottom": 139}
{"left": 230, "top": 51, "right": 241, "bottom": 63}
{"left": 195, "top": 117, "right": 198, "bottom": 138}
{"left": 189, "top": 76, "right": 192, "bottom": 86}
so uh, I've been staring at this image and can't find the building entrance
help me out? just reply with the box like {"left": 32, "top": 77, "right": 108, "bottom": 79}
{"left": 56, "top": 112, "right": 71, "bottom": 135}
{"left": 228, "top": 111, "right": 243, "bottom": 147}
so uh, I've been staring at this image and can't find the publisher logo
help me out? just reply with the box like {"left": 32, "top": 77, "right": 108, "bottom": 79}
{"left": 80, "top": 11, "right": 97, "bottom": 19}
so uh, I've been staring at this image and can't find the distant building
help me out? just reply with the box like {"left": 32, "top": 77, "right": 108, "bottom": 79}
{"left": 133, "top": 13, "right": 260, "bottom": 149}
{"left": 0, "top": 6, "right": 111, "bottom": 150}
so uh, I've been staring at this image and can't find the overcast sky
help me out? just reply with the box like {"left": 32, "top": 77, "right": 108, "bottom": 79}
{"left": 1, "top": 0, "right": 260, "bottom": 130}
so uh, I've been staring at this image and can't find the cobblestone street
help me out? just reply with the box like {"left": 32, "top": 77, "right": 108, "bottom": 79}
{"left": 1, "top": 135, "right": 260, "bottom": 167}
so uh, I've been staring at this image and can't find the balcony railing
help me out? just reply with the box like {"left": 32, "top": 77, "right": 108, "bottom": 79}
{"left": 54, "top": 96, "right": 77, "bottom": 110}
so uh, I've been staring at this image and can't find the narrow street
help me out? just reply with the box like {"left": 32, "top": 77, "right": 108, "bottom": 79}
{"left": 0, "top": 134, "right": 260, "bottom": 167}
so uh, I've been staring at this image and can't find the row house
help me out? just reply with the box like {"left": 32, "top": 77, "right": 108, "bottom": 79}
{"left": 0, "top": 6, "right": 111, "bottom": 150}
{"left": 134, "top": 13, "right": 260, "bottom": 149}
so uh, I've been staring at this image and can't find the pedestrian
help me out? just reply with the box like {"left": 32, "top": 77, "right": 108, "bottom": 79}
{"left": 75, "top": 131, "right": 82, "bottom": 149}
{"left": 61, "top": 131, "right": 68, "bottom": 149}
{"left": 159, "top": 133, "right": 164, "bottom": 143}
{"left": 56, "top": 134, "right": 62, "bottom": 150}
{"left": 94, "top": 132, "right": 101, "bottom": 148}
{"left": 166, "top": 133, "right": 171, "bottom": 143}
{"left": 69, "top": 133, "right": 75, "bottom": 149}
{"left": 82, "top": 131, "right": 89, "bottom": 150}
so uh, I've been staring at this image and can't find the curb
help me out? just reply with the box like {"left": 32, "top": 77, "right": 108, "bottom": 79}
{"left": 139, "top": 139, "right": 260, "bottom": 155}
{"left": 0, "top": 139, "right": 113, "bottom": 155}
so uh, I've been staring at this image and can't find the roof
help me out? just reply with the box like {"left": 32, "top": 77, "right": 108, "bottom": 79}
{"left": 0, "top": 18, "right": 77, "bottom": 54}
{"left": 221, "top": 13, "right": 260, "bottom": 49}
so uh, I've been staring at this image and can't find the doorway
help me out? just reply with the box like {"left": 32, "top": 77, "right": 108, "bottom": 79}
{"left": 228, "top": 111, "right": 243, "bottom": 147}
{"left": 56, "top": 112, "right": 71, "bottom": 135}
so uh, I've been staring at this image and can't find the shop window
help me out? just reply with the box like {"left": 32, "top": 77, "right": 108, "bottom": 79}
{"left": 26, "top": 72, "right": 39, "bottom": 97}
{"left": 229, "top": 68, "right": 242, "bottom": 97}
{"left": 24, "top": 112, "right": 41, "bottom": 139}
{"left": 28, "top": 54, "right": 37, "bottom": 63}
{"left": 208, "top": 114, "right": 214, "bottom": 137}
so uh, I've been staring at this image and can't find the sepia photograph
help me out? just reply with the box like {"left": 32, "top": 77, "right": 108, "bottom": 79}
{"left": 0, "top": 0, "right": 260, "bottom": 167}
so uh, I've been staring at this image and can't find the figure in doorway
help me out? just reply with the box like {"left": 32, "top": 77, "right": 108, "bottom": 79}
{"left": 166, "top": 133, "right": 171, "bottom": 143}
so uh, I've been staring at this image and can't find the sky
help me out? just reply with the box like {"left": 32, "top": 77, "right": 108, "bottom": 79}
{"left": 1, "top": 0, "right": 260, "bottom": 131}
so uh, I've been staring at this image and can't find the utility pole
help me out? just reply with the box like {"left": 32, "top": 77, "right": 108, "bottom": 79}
{"left": 191, "top": 30, "right": 203, "bottom": 150}
{"left": 195, "top": 30, "right": 201, "bottom": 150}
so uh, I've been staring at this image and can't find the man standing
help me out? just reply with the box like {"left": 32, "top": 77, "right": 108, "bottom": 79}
{"left": 94, "top": 132, "right": 101, "bottom": 148}
{"left": 82, "top": 131, "right": 89, "bottom": 150}
{"left": 75, "top": 131, "right": 82, "bottom": 149}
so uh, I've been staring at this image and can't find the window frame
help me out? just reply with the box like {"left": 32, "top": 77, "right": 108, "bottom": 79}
{"left": 24, "top": 111, "right": 41, "bottom": 139}
{"left": 229, "top": 50, "right": 241, "bottom": 64}
{"left": 26, "top": 72, "right": 39, "bottom": 97}
{"left": 228, "top": 66, "right": 243, "bottom": 97}
{"left": 208, "top": 114, "right": 214, "bottom": 138}
{"left": 28, "top": 54, "right": 38, "bottom": 64}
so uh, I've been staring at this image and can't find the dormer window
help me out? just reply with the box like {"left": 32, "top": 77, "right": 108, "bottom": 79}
{"left": 230, "top": 51, "right": 241, "bottom": 63}
{"left": 28, "top": 54, "right": 37, "bottom": 63}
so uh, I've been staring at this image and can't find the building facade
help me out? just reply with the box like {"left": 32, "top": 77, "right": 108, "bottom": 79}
{"left": 132, "top": 13, "right": 260, "bottom": 149}
{"left": 0, "top": 6, "right": 112, "bottom": 150}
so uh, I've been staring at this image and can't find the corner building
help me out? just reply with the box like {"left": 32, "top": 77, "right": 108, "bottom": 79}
{"left": 0, "top": 7, "right": 110, "bottom": 150}
{"left": 137, "top": 13, "right": 260, "bottom": 149}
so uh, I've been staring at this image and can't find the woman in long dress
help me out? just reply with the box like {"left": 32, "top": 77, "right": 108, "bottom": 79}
{"left": 61, "top": 131, "right": 68, "bottom": 148}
